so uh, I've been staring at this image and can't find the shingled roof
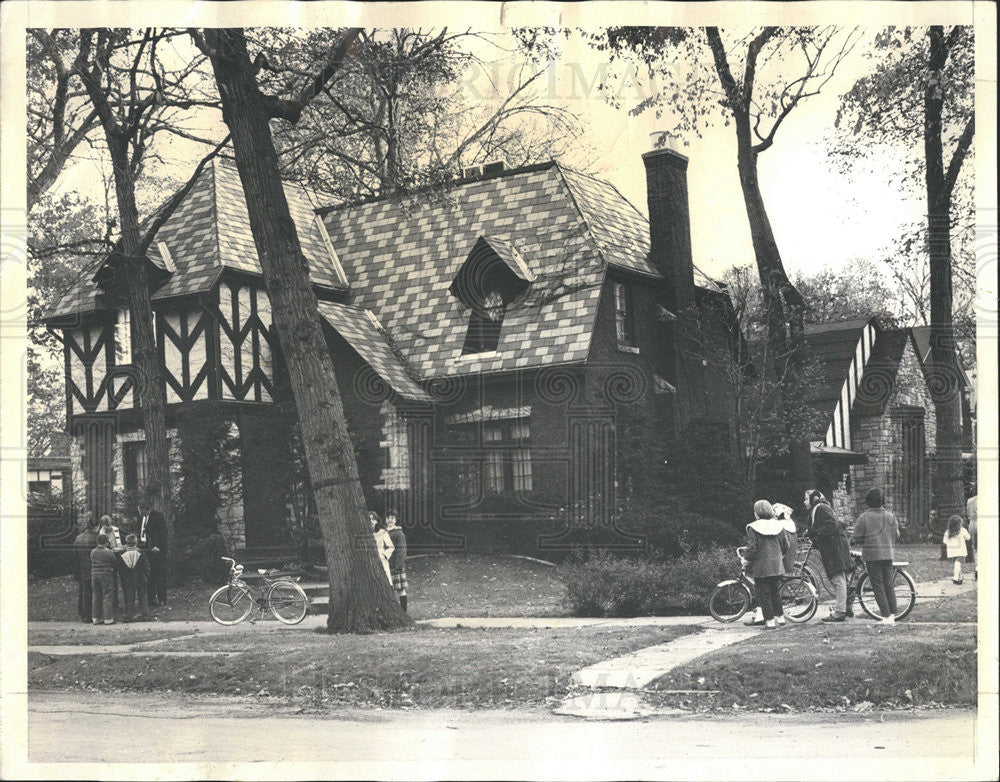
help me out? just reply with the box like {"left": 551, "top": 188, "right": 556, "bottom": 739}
{"left": 322, "top": 162, "right": 720, "bottom": 379}
{"left": 46, "top": 160, "right": 346, "bottom": 320}
{"left": 47, "top": 158, "right": 722, "bottom": 383}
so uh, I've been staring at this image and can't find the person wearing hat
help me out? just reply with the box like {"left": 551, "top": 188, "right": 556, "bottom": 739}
{"left": 852, "top": 488, "right": 900, "bottom": 625}
{"left": 744, "top": 500, "right": 789, "bottom": 629}
{"left": 804, "top": 489, "right": 853, "bottom": 622}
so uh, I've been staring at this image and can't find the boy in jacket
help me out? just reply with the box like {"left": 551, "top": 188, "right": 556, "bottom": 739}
{"left": 852, "top": 488, "right": 900, "bottom": 624}
{"left": 117, "top": 533, "right": 150, "bottom": 621}
{"left": 90, "top": 534, "right": 120, "bottom": 624}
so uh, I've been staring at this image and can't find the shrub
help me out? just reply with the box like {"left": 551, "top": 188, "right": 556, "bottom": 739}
{"left": 620, "top": 500, "right": 743, "bottom": 560}
{"left": 560, "top": 546, "right": 737, "bottom": 617}
{"left": 171, "top": 529, "right": 231, "bottom": 586}
{"left": 27, "top": 494, "right": 76, "bottom": 578}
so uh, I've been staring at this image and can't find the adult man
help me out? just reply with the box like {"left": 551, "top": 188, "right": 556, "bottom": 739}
{"left": 852, "top": 488, "right": 900, "bottom": 625}
{"left": 804, "top": 490, "right": 853, "bottom": 623}
{"left": 137, "top": 500, "right": 168, "bottom": 607}
{"left": 72, "top": 515, "right": 99, "bottom": 622}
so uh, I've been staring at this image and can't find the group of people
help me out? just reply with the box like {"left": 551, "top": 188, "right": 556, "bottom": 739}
{"left": 743, "top": 485, "right": 977, "bottom": 628}
{"left": 368, "top": 509, "right": 409, "bottom": 611}
{"left": 73, "top": 500, "right": 169, "bottom": 624}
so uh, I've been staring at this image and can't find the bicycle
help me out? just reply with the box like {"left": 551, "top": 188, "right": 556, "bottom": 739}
{"left": 709, "top": 547, "right": 818, "bottom": 623}
{"left": 209, "top": 556, "right": 310, "bottom": 626}
{"left": 795, "top": 539, "right": 916, "bottom": 621}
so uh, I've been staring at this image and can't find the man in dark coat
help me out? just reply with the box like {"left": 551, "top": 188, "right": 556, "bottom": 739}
{"left": 137, "top": 500, "right": 168, "bottom": 607}
{"left": 72, "top": 515, "right": 99, "bottom": 622}
{"left": 804, "top": 490, "right": 853, "bottom": 623}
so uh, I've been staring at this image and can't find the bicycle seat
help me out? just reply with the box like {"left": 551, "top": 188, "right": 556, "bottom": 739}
{"left": 892, "top": 560, "right": 909, "bottom": 567}
{"left": 257, "top": 569, "right": 268, "bottom": 575}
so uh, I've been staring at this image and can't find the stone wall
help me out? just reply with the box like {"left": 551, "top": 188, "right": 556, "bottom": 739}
{"left": 842, "top": 339, "right": 937, "bottom": 526}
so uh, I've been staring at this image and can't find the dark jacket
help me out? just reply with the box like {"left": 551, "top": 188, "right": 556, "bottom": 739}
{"left": 745, "top": 519, "right": 788, "bottom": 579}
{"left": 852, "top": 508, "right": 898, "bottom": 561}
{"left": 806, "top": 502, "right": 852, "bottom": 576}
{"left": 74, "top": 529, "right": 98, "bottom": 580}
{"left": 387, "top": 526, "right": 407, "bottom": 573}
{"left": 90, "top": 545, "right": 120, "bottom": 577}
{"left": 116, "top": 547, "right": 150, "bottom": 586}
{"left": 779, "top": 519, "right": 798, "bottom": 574}
{"left": 139, "top": 510, "right": 168, "bottom": 551}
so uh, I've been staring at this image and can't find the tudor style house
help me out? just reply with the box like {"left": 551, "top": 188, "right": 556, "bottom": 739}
{"left": 804, "top": 317, "right": 975, "bottom": 531}
{"left": 46, "top": 138, "right": 737, "bottom": 552}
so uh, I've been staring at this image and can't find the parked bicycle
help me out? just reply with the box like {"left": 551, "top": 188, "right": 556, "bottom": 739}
{"left": 709, "top": 547, "right": 818, "bottom": 623}
{"left": 795, "top": 539, "right": 916, "bottom": 621}
{"left": 209, "top": 556, "right": 310, "bottom": 626}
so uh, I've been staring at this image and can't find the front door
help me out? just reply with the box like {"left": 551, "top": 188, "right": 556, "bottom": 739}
{"left": 899, "top": 411, "right": 927, "bottom": 532}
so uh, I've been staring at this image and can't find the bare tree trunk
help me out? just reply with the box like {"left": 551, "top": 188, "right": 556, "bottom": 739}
{"left": 924, "top": 27, "right": 967, "bottom": 526}
{"left": 733, "top": 122, "right": 814, "bottom": 492}
{"left": 203, "top": 28, "right": 410, "bottom": 633}
{"left": 105, "top": 136, "right": 175, "bottom": 554}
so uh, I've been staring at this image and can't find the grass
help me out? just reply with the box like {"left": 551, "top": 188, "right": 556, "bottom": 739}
{"left": 28, "top": 625, "right": 197, "bottom": 647}
{"left": 28, "top": 624, "right": 699, "bottom": 709}
{"left": 643, "top": 620, "right": 977, "bottom": 712}
{"left": 28, "top": 554, "right": 568, "bottom": 623}
{"left": 908, "top": 589, "right": 978, "bottom": 623}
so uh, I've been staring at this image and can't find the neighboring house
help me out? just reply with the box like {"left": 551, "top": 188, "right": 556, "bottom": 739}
{"left": 44, "top": 140, "right": 737, "bottom": 552}
{"left": 804, "top": 317, "right": 973, "bottom": 530}
{"left": 27, "top": 455, "right": 72, "bottom": 499}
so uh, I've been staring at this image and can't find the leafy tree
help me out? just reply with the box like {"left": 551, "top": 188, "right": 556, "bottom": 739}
{"left": 835, "top": 26, "right": 974, "bottom": 520}
{"left": 26, "top": 192, "right": 108, "bottom": 456}
{"left": 793, "top": 259, "right": 902, "bottom": 327}
{"left": 266, "top": 28, "right": 582, "bottom": 200}
{"left": 191, "top": 26, "right": 411, "bottom": 633}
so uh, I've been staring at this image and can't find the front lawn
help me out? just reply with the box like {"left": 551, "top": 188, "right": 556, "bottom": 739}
{"left": 28, "top": 623, "right": 699, "bottom": 709}
{"left": 643, "top": 620, "right": 977, "bottom": 712}
{"left": 28, "top": 554, "right": 568, "bottom": 622}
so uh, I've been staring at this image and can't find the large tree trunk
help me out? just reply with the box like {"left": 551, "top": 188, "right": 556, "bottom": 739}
{"left": 205, "top": 28, "right": 410, "bottom": 633}
{"left": 734, "top": 122, "right": 815, "bottom": 492}
{"left": 924, "top": 27, "right": 966, "bottom": 527}
{"left": 106, "top": 140, "right": 175, "bottom": 563}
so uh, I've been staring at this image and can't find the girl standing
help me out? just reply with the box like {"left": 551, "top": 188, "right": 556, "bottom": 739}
{"left": 943, "top": 514, "right": 972, "bottom": 584}
{"left": 744, "top": 500, "right": 789, "bottom": 629}
{"left": 368, "top": 511, "right": 394, "bottom": 586}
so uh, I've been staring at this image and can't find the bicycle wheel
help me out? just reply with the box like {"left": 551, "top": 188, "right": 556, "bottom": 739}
{"left": 778, "top": 578, "right": 818, "bottom": 623}
{"left": 709, "top": 582, "right": 751, "bottom": 623}
{"left": 267, "top": 580, "right": 309, "bottom": 624}
{"left": 856, "top": 569, "right": 917, "bottom": 621}
{"left": 209, "top": 584, "right": 253, "bottom": 625}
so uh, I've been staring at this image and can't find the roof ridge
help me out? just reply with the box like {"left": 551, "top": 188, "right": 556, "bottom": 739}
{"left": 550, "top": 162, "right": 610, "bottom": 367}
{"left": 210, "top": 159, "right": 222, "bottom": 270}
{"left": 314, "top": 161, "right": 559, "bottom": 216}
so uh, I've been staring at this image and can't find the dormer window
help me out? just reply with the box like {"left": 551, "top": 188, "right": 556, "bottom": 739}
{"left": 451, "top": 235, "right": 534, "bottom": 356}
{"left": 463, "top": 290, "right": 505, "bottom": 354}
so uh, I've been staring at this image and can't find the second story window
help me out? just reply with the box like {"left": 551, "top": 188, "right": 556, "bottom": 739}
{"left": 463, "top": 290, "right": 505, "bottom": 354}
{"left": 614, "top": 281, "right": 637, "bottom": 351}
{"left": 115, "top": 308, "right": 131, "bottom": 365}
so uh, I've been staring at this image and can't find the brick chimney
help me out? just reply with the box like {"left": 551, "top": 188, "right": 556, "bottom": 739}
{"left": 643, "top": 131, "right": 695, "bottom": 315}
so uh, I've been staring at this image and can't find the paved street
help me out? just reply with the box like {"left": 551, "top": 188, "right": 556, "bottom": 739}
{"left": 20, "top": 691, "right": 982, "bottom": 779}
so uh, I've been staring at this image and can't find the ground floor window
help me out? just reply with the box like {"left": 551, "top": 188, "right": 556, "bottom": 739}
{"left": 123, "top": 441, "right": 147, "bottom": 496}
{"left": 447, "top": 414, "right": 533, "bottom": 499}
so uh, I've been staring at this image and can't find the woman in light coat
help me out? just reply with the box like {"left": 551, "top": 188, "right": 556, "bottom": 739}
{"left": 368, "top": 511, "right": 394, "bottom": 586}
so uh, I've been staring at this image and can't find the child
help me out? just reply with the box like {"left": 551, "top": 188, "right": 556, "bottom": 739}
{"left": 368, "top": 511, "right": 394, "bottom": 587}
{"left": 943, "top": 514, "right": 972, "bottom": 584}
{"left": 744, "top": 500, "right": 789, "bottom": 629}
{"left": 90, "top": 533, "right": 119, "bottom": 624}
{"left": 385, "top": 509, "right": 408, "bottom": 612}
{"left": 117, "top": 533, "right": 150, "bottom": 621}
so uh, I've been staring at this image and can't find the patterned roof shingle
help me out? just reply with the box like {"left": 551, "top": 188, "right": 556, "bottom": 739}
{"left": 45, "top": 160, "right": 345, "bottom": 319}
{"left": 46, "top": 158, "right": 723, "bottom": 385}
{"left": 317, "top": 301, "right": 429, "bottom": 401}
